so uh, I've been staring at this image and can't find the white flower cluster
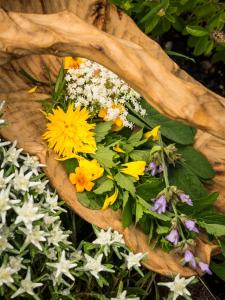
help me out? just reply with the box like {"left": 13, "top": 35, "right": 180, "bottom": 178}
{"left": 0, "top": 138, "right": 145, "bottom": 299}
{"left": 0, "top": 101, "right": 5, "bottom": 126}
{"left": 65, "top": 59, "right": 146, "bottom": 128}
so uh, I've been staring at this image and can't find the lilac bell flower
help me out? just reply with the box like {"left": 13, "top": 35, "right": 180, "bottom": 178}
{"left": 165, "top": 229, "right": 179, "bottom": 245}
{"left": 146, "top": 162, "right": 158, "bottom": 176}
{"left": 152, "top": 195, "right": 167, "bottom": 214}
{"left": 184, "top": 220, "right": 199, "bottom": 233}
{"left": 198, "top": 262, "right": 212, "bottom": 275}
{"left": 184, "top": 250, "right": 196, "bottom": 268}
{"left": 179, "top": 193, "right": 193, "bottom": 206}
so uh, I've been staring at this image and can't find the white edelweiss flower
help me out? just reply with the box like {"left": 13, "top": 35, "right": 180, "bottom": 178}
{"left": 21, "top": 154, "right": 45, "bottom": 175}
{"left": 83, "top": 253, "right": 114, "bottom": 279}
{"left": 69, "top": 250, "right": 83, "bottom": 261}
{"left": 13, "top": 167, "right": 39, "bottom": 193}
{"left": 47, "top": 222, "right": 71, "bottom": 246}
{"left": 0, "top": 265, "right": 14, "bottom": 287}
{"left": 47, "top": 250, "right": 77, "bottom": 282}
{"left": 0, "top": 169, "right": 15, "bottom": 190}
{"left": 0, "top": 185, "right": 11, "bottom": 224}
{"left": 122, "top": 252, "right": 146, "bottom": 270}
{"left": 93, "top": 228, "right": 113, "bottom": 256}
{"left": 111, "top": 290, "right": 140, "bottom": 300}
{"left": 47, "top": 247, "right": 58, "bottom": 261}
{"left": 0, "top": 235, "right": 13, "bottom": 254}
{"left": 14, "top": 195, "right": 44, "bottom": 230}
{"left": 9, "top": 256, "right": 25, "bottom": 273}
{"left": 20, "top": 225, "right": 46, "bottom": 251}
{"left": 11, "top": 267, "right": 43, "bottom": 298}
{"left": 1, "top": 141, "right": 23, "bottom": 168}
{"left": 111, "top": 231, "right": 125, "bottom": 245}
{"left": 32, "top": 179, "right": 48, "bottom": 195}
{"left": 158, "top": 274, "right": 195, "bottom": 300}
{"left": 43, "top": 214, "right": 60, "bottom": 226}
{"left": 44, "top": 190, "right": 65, "bottom": 213}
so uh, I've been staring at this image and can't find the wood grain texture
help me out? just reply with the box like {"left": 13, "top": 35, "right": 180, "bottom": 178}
{"left": 0, "top": 0, "right": 224, "bottom": 276}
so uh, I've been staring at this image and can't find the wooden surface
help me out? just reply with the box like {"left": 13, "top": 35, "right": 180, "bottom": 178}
{"left": 0, "top": 0, "right": 224, "bottom": 276}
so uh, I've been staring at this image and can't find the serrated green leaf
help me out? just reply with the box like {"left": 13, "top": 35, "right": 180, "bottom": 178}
{"left": 128, "top": 129, "right": 143, "bottom": 145}
{"left": 123, "top": 191, "right": 129, "bottom": 209}
{"left": 94, "top": 121, "right": 112, "bottom": 143}
{"left": 186, "top": 25, "right": 209, "bottom": 37}
{"left": 156, "top": 225, "right": 170, "bottom": 235}
{"left": 122, "top": 198, "right": 133, "bottom": 228}
{"left": 136, "top": 200, "right": 144, "bottom": 224}
{"left": 114, "top": 172, "right": 136, "bottom": 196}
{"left": 136, "top": 178, "right": 164, "bottom": 201}
{"left": 77, "top": 192, "right": 102, "bottom": 209}
{"left": 199, "top": 222, "right": 225, "bottom": 237}
{"left": 92, "top": 145, "right": 115, "bottom": 168}
{"left": 94, "top": 179, "right": 114, "bottom": 195}
{"left": 178, "top": 146, "right": 215, "bottom": 180}
{"left": 129, "top": 150, "right": 151, "bottom": 162}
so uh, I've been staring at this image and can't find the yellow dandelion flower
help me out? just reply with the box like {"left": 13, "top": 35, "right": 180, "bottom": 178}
{"left": 43, "top": 104, "right": 96, "bottom": 158}
{"left": 64, "top": 57, "right": 85, "bottom": 69}
{"left": 120, "top": 161, "right": 146, "bottom": 181}
{"left": 69, "top": 167, "right": 94, "bottom": 192}
{"left": 144, "top": 125, "right": 160, "bottom": 141}
{"left": 102, "top": 189, "right": 119, "bottom": 210}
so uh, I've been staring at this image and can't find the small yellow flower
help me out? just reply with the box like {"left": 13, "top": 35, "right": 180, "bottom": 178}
{"left": 43, "top": 104, "right": 96, "bottom": 158}
{"left": 113, "top": 144, "right": 125, "bottom": 153}
{"left": 69, "top": 167, "right": 94, "bottom": 192}
{"left": 78, "top": 158, "right": 104, "bottom": 181}
{"left": 120, "top": 161, "right": 146, "bottom": 180}
{"left": 144, "top": 126, "right": 160, "bottom": 141}
{"left": 27, "top": 86, "right": 38, "bottom": 94}
{"left": 64, "top": 57, "right": 85, "bottom": 69}
{"left": 98, "top": 103, "right": 124, "bottom": 132}
{"left": 102, "top": 189, "right": 119, "bottom": 210}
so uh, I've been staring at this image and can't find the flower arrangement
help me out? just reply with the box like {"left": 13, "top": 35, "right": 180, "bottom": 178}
{"left": 40, "top": 57, "right": 225, "bottom": 276}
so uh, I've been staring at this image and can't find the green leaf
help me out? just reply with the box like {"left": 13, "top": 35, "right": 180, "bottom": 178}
{"left": 114, "top": 172, "right": 136, "bottom": 196}
{"left": 129, "top": 150, "right": 151, "bottom": 162}
{"left": 63, "top": 158, "right": 78, "bottom": 174}
{"left": 186, "top": 25, "right": 209, "bottom": 37}
{"left": 211, "top": 261, "right": 225, "bottom": 281}
{"left": 136, "top": 178, "right": 164, "bottom": 201}
{"left": 145, "top": 15, "right": 160, "bottom": 34}
{"left": 94, "top": 121, "right": 112, "bottom": 143}
{"left": 77, "top": 192, "right": 102, "bottom": 209}
{"left": 122, "top": 198, "right": 133, "bottom": 228}
{"left": 193, "top": 36, "right": 212, "bottom": 56}
{"left": 128, "top": 129, "right": 143, "bottom": 146}
{"left": 219, "top": 240, "right": 225, "bottom": 258}
{"left": 92, "top": 145, "right": 115, "bottom": 168}
{"left": 94, "top": 179, "right": 114, "bottom": 195}
{"left": 199, "top": 222, "right": 225, "bottom": 237}
{"left": 140, "top": 0, "right": 169, "bottom": 24}
{"left": 138, "top": 99, "right": 196, "bottom": 145}
{"left": 136, "top": 200, "right": 144, "bottom": 224}
{"left": 166, "top": 50, "right": 196, "bottom": 63}
{"left": 123, "top": 190, "right": 129, "bottom": 209}
{"left": 156, "top": 225, "right": 170, "bottom": 235}
{"left": 178, "top": 146, "right": 215, "bottom": 179}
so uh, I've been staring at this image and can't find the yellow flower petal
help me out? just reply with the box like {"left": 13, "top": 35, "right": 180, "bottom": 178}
{"left": 102, "top": 189, "right": 119, "bottom": 210}
{"left": 79, "top": 158, "right": 104, "bottom": 181}
{"left": 27, "top": 86, "right": 38, "bottom": 94}
{"left": 64, "top": 57, "right": 85, "bottom": 69}
{"left": 113, "top": 144, "right": 125, "bottom": 153}
{"left": 107, "top": 175, "right": 114, "bottom": 180}
{"left": 144, "top": 125, "right": 160, "bottom": 141}
{"left": 120, "top": 161, "right": 146, "bottom": 181}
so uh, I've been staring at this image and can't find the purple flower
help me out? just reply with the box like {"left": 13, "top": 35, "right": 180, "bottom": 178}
{"left": 198, "top": 262, "right": 212, "bottom": 275}
{"left": 152, "top": 195, "right": 167, "bottom": 214}
{"left": 184, "top": 250, "right": 196, "bottom": 268}
{"left": 165, "top": 229, "right": 179, "bottom": 245}
{"left": 179, "top": 193, "right": 193, "bottom": 206}
{"left": 146, "top": 162, "right": 158, "bottom": 176}
{"left": 184, "top": 220, "right": 199, "bottom": 233}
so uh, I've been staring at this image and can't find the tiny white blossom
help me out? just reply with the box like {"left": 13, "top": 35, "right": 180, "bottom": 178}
{"left": 14, "top": 195, "right": 44, "bottom": 230}
{"left": 13, "top": 167, "right": 39, "bottom": 193}
{"left": 83, "top": 253, "right": 114, "bottom": 279}
{"left": 158, "top": 274, "right": 195, "bottom": 300}
{"left": 111, "top": 231, "right": 125, "bottom": 244}
{"left": 47, "top": 250, "right": 77, "bottom": 282}
{"left": 20, "top": 226, "right": 46, "bottom": 251}
{"left": 1, "top": 141, "right": 23, "bottom": 168}
{"left": 32, "top": 179, "right": 48, "bottom": 194}
{"left": 47, "top": 222, "right": 71, "bottom": 246}
{"left": 0, "top": 265, "right": 14, "bottom": 287}
{"left": 11, "top": 267, "right": 43, "bottom": 298}
{"left": 44, "top": 190, "right": 64, "bottom": 212}
{"left": 21, "top": 154, "right": 45, "bottom": 175}
{"left": 122, "top": 252, "right": 146, "bottom": 270}
{"left": 111, "top": 290, "right": 140, "bottom": 300}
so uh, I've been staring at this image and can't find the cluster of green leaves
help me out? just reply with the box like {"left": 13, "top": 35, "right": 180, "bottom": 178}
{"left": 110, "top": 0, "right": 225, "bottom": 62}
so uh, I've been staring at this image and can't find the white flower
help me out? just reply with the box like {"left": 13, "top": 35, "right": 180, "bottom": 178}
{"left": 83, "top": 253, "right": 114, "bottom": 279}
{"left": 0, "top": 265, "right": 14, "bottom": 287}
{"left": 0, "top": 169, "right": 15, "bottom": 189}
{"left": 111, "top": 290, "right": 140, "bottom": 300}
{"left": 47, "top": 222, "right": 71, "bottom": 246}
{"left": 1, "top": 141, "right": 23, "bottom": 168}
{"left": 111, "top": 231, "right": 125, "bottom": 245}
{"left": 122, "top": 252, "right": 146, "bottom": 270}
{"left": 32, "top": 179, "right": 48, "bottom": 194}
{"left": 43, "top": 214, "right": 60, "bottom": 226}
{"left": 21, "top": 154, "right": 45, "bottom": 175}
{"left": 44, "top": 190, "right": 64, "bottom": 212}
{"left": 9, "top": 256, "right": 25, "bottom": 273}
{"left": 14, "top": 195, "right": 44, "bottom": 230}
{"left": 11, "top": 267, "right": 43, "bottom": 298}
{"left": 13, "top": 167, "right": 39, "bottom": 193}
{"left": 47, "top": 247, "right": 58, "bottom": 260}
{"left": 0, "top": 185, "right": 11, "bottom": 224}
{"left": 0, "top": 236, "right": 13, "bottom": 254}
{"left": 158, "top": 274, "right": 195, "bottom": 300}
{"left": 20, "top": 226, "right": 46, "bottom": 251}
{"left": 47, "top": 250, "right": 77, "bottom": 282}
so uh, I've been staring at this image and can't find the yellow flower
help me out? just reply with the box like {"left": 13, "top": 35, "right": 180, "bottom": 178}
{"left": 78, "top": 158, "right": 104, "bottom": 181}
{"left": 144, "top": 126, "right": 160, "bottom": 141}
{"left": 69, "top": 167, "right": 94, "bottom": 192}
{"left": 113, "top": 144, "right": 125, "bottom": 153}
{"left": 98, "top": 103, "right": 124, "bottom": 132}
{"left": 27, "top": 86, "right": 38, "bottom": 94}
{"left": 43, "top": 104, "right": 96, "bottom": 158}
{"left": 120, "top": 161, "right": 146, "bottom": 180}
{"left": 102, "top": 189, "right": 119, "bottom": 210}
{"left": 64, "top": 57, "right": 85, "bottom": 69}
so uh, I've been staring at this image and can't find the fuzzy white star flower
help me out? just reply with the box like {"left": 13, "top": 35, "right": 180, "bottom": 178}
{"left": 14, "top": 195, "right": 44, "bottom": 230}
{"left": 32, "top": 179, "right": 48, "bottom": 194}
{"left": 9, "top": 256, "right": 25, "bottom": 273}
{"left": 111, "top": 231, "right": 125, "bottom": 245}
{"left": 13, "top": 167, "right": 39, "bottom": 193}
{"left": 111, "top": 290, "right": 140, "bottom": 300}
{"left": 21, "top": 154, "right": 45, "bottom": 175}
{"left": 0, "top": 265, "right": 14, "bottom": 287}
{"left": 0, "top": 169, "right": 15, "bottom": 189}
{"left": 44, "top": 190, "right": 65, "bottom": 212}
{"left": 93, "top": 228, "right": 112, "bottom": 245}
{"left": 20, "top": 226, "right": 46, "bottom": 251}
{"left": 47, "top": 247, "right": 58, "bottom": 260}
{"left": 11, "top": 267, "right": 43, "bottom": 298}
{"left": 158, "top": 274, "right": 195, "bottom": 300}
{"left": 83, "top": 253, "right": 114, "bottom": 279}
{"left": 47, "top": 250, "right": 77, "bottom": 282}
{"left": 0, "top": 185, "right": 11, "bottom": 224}
{"left": 47, "top": 222, "right": 71, "bottom": 246}
{"left": 0, "top": 235, "right": 13, "bottom": 254}
{"left": 122, "top": 252, "right": 146, "bottom": 270}
{"left": 43, "top": 214, "right": 60, "bottom": 226}
{"left": 1, "top": 141, "right": 23, "bottom": 168}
